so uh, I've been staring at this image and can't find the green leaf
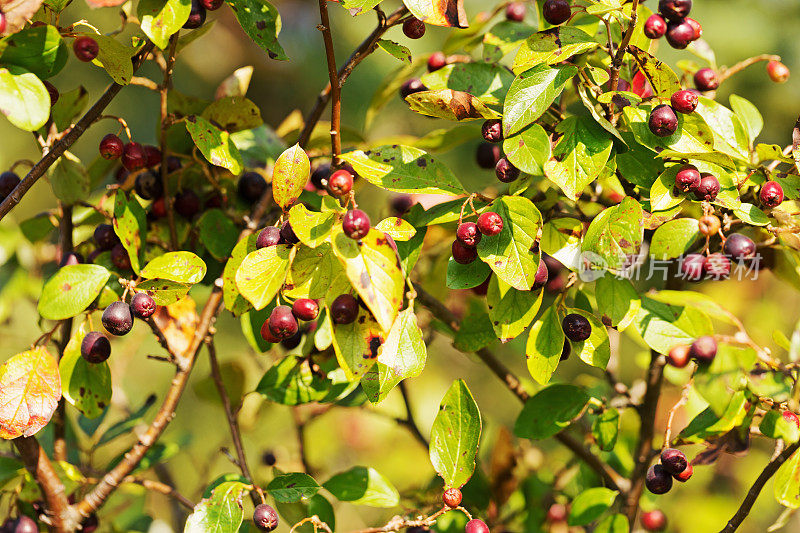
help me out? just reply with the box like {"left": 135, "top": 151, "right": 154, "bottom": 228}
{"left": 256, "top": 356, "right": 330, "bottom": 405}
{"left": 649, "top": 165, "right": 684, "bottom": 212}
{"left": 543, "top": 116, "right": 614, "bottom": 200}
{"left": 568, "top": 488, "right": 618, "bottom": 526}
{"left": 0, "top": 66, "right": 50, "bottom": 131}
{"left": 446, "top": 258, "right": 492, "bottom": 290}
{"left": 137, "top": 0, "right": 191, "bottom": 50}
{"left": 186, "top": 115, "right": 243, "bottom": 175}
{"left": 323, "top": 467, "right": 399, "bottom": 507}
{"left": 429, "top": 379, "right": 482, "bottom": 489}
{"left": 331, "top": 228, "right": 404, "bottom": 333}
{"left": 113, "top": 190, "right": 147, "bottom": 274}
{"left": 38, "top": 265, "right": 110, "bottom": 320}
{"left": 627, "top": 46, "right": 681, "bottom": 98}
{"left": 141, "top": 251, "right": 207, "bottom": 284}
{"left": 482, "top": 20, "right": 535, "bottom": 60}
{"left": 729, "top": 94, "right": 762, "bottom": 144}
{"left": 341, "top": 146, "right": 466, "bottom": 195}
{"left": 476, "top": 195, "right": 542, "bottom": 290}
{"left": 287, "top": 205, "right": 335, "bottom": 248}
{"left": 453, "top": 299, "right": 495, "bottom": 352}
{"left": 406, "top": 89, "right": 502, "bottom": 121}
{"left": 595, "top": 514, "right": 629, "bottom": 533}
{"left": 760, "top": 410, "right": 800, "bottom": 444}
{"left": 566, "top": 308, "right": 611, "bottom": 369}
{"left": 226, "top": 0, "right": 287, "bottom": 61}
{"left": 623, "top": 105, "right": 715, "bottom": 155}
{"left": 420, "top": 62, "right": 514, "bottom": 105}
{"left": 525, "top": 305, "right": 565, "bottom": 385}
{"left": 633, "top": 296, "right": 714, "bottom": 354}
{"left": 223, "top": 234, "right": 258, "bottom": 316}
{"left": 503, "top": 123, "right": 551, "bottom": 175}
{"left": 201, "top": 96, "right": 263, "bottom": 133}
{"left": 513, "top": 27, "right": 598, "bottom": 73}
{"left": 271, "top": 144, "right": 310, "bottom": 211}
{"left": 51, "top": 86, "right": 88, "bottom": 131}
{"left": 582, "top": 197, "right": 644, "bottom": 272}
{"left": 136, "top": 279, "right": 191, "bottom": 305}
{"left": 374, "top": 217, "right": 416, "bottom": 241}
{"left": 650, "top": 218, "right": 700, "bottom": 260}
{"left": 775, "top": 449, "right": 800, "bottom": 509}
{"left": 503, "top": 64, "right": 578, "bottom": 137}
{"left": 184, "top": 481, "right": 249, "bottom": 533}
{"left": 59, "top": 322, "right": 112, "bottom": 419}
{"left": 695, "top": 97, "right": 750, "bottom": 162}
{"left": 235, "top": 245, "right": 293, "bottom": 310}
{"left": 514, "top": 384, "right": 589, "bottom": 440}
{"left": 284, "top": 243, "right": 348, "bottom": 302}
{"left": 0, "top": 25, "right": 68, "bottom": 79}
{"left": 376, "top": 39, "right": 411, "bottom": 63}
{"left": 93, "top": 35, "right": 135, "bottom": 85}
{"left": 49, "top": 152, "right": 89, "bottom": 205}
{"left": 486, "top": 278, "right": 543, "bottom": 342}
{"left": 197, "top": 209, "right": 239, "bottom": 260}
{"left": 592, "top": 409, "right": 620, "bottom": 451}
{"left": 266, "top": 473, "right": 320, "bottom": 503}
{"left": 595, "top": 276, "right": 640, "bottom": 330}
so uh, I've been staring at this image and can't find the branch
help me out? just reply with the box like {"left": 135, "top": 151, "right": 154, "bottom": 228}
{"left": 396, "top": 381, "right": 428, "bottom": 449}
{"left": 0, "top": 41, "right": 155, "bottom": 222}
{"left": 316, "top": 0, "right": 342, "bottom": 164}
{"left": 609, "top": 0, "right": 640, "bottom": 92}
{"left": 159, "top": 34, "right": 180, "bottom": 250}
{"left": 53, "top": 203, "right": 74, "bottom": 463}
{"left": 718, "top": 54, "right": 782, "bottom": 84}
{"left": 84, "top": 476, "right": 195, "bottom": 510}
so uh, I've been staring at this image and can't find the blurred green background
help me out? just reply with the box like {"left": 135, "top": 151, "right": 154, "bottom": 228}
{"left": 3, "top": 0, "right": 800, "bottom": 531}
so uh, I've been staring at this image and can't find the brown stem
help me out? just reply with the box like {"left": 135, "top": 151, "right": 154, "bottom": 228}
{"left": 297, "top": 6, "right": 408, "bottom": 148}
{"left": 160, "top": 34, "right": 180, "bottom": 250}
{"left": 718, "top": 54, "right": 782, "bottom": 84}
{"left": 609, "top": 0, "right": 640, "bottom": 92}
{"left": 0, "top": 41, "right": 155, "bottom": 222}
{"left": 624, "top": 350, "right": 665, "bottom": 526}
{"left": 719, "top": 441, "right": 800, "bottom": 533}
{"left": 316, "top": 0, "right": 341, "bottom": 164}
{"left": 84, "top": 476, "right": 194, "bottom": 509}
{"left": 396, "top": 381, "right": 428, "bottom": 448}
{"left": 292, "top": 407, "right": 314, "bottom": 476}
{"left": 53, "top": 203, "right": 74, "bottom": 463}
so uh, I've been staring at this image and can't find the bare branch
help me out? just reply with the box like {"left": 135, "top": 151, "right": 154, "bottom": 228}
{"left": 159, "top": 34, "right": 180, "bottom": 250}
{"left": 316, "top": 0, "right": 342, "bottom": 164}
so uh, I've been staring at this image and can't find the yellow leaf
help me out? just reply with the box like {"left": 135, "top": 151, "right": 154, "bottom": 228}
{"left": 0, "top": 347, "right": 61, "bottom": 439}
{"left": 272, "top": 144, "right": 310, "bottom": 210}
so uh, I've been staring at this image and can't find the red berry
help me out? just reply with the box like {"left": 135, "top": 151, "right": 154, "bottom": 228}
{"left": 665, "top": 20, "right": 695, "bottom": 49}
{"left": 343, "top": 209, "right": 371, "bottom": 240}
{"left": 122, "top": 142, "right": 147, "bottom": 171}
{"left": 260, "top": 320, "right": 281, "bottom": 343}
{"left": 268, "top": 305, "right": 298, "bottom": 340}
{"left": 442, "top": 488, "right": 462, "bottom": 508}
{"left": 543, "top": 0, "right": 571, "bottom": 25}
{"left": 641, "top": 509, "right": 667, "bottom": 531}
{"left": 151, "top": 197, "right": 167, "bottom": 218}
{"left": 648, "top": 105, "right": 678, "bottom": 137}
{"left": 783, "top": 411, "right": 800, "bottom": 428}
{"left": 144, "top": 145, "right": 162, "bottom": 168}
{"left": 200, "top": 0, "right": 223, "bottom": 10}
{"left": 331, "top": 294, "right": 359, "bottom": 324}
{"left": 767, "top": 61, "right": 790, "bottom": 83}
{"left": 328, "top": 170, "right": 354, "bottom": 197}
{"left": 428, "top": 51, "right": 447, "bottom": 72}
{"left": 692, "top": 173, "right": 720, "bottom": 201}
{"left": 505, "top": 2, "right": 526, "bottom": 22}
{"left": 680, "top": 253, "right": 706, "bottom": 281}
{"left": 253, "top": 504, "right": 278, "bottom": 532}
{"left": 689, "top": 335, "right": 717, "bottom": 363}
{"left": 73, "top": 36, "right": 99, "bottom": 62}
{"left": 292, "top": 298, "right": 319, "bottom": 321}
{"left": 674, "top": 463, "right": 693, "bottom": 482}
{"left": 644, "top": 14, "right": 667, "bottom": 39}
{"left": 674, "top": 164, "right": 700, "bottom": 192}
{"left": 99, "top": 134, "right": 124, "bottom": 160}
{"left": 667, "top": 344, "right": 691, "bottom": 367}
{"left": 694, "top": 68, "right": 719, "bottom": 91}
{"left": 464, "top": 519, "right": 489, "bottom": 533}
{"left": 670, "top": 90, "right": 698, "bottom": 114}
{"left": 452, "top": 240, "right": 478, "bottom": 264}
{"left": 456, "top": 222, "right": 482, "bottom": 248}
{"left": 0, "top": 12, "right": 6, "bottom": 34}
{"left": 532, "top": 259, "right": 549, "bottom": 290}
{"left": 130, "top": 292, "right": 157, "bottom": 319}
{"left": 760, "top": 181, "right": 784, "bottom": 208}
{"left": 477, "top": 212, "right": 503, "bottom": 236}
{"left": 257, "top": 226, "right": 282, "bottom": 249}
{"left": 403, "top": 17, "right": 426, "bottom": 39}
{"left": 685, "top": 17, "right": 703, "bottom": 40}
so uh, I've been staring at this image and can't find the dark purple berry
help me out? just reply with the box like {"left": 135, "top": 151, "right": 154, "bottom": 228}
{"left": 543, "top": 0, "right": 571, "bottom": 25}
{"left": 481, "top": 119, "right": 503, "bottom": 143}
{"left": 102, "top": 301, "right": 134, "bottom": 336}
{"left": 562, "top": 313, "right": 591, "bottom": 342}
{"left": 665, "top": 20, "right": 695, "bottom": 49}
{"left": 331, "top": 294, "right": 359, "bottom": 324}
{"left": 476, "top": 142, "right": 502, "bottom": 169}
{"left": 110, "top": 243, "right": 131, "bottom": 270}
{"left": 60, "top": 252, "right": 83, "bottom": 267}
{"left": 723, "top": 233, "right": 756, "bottom": 261}
{"left": 343, "top": 209, "right": 371, "bottom": 240}
{"left": 131, "top": 292, "right": 157, "bottom": 319}
{"left": 403, "top": 17, "right": 426, "bottom": 39}
{"left": 674, "top": 164, "right": 700, "bottom": 192}
{"left": 495, "top": 157, "right": 520, "bottom": 183}
{"left": 390, "top": 194, "right": 414, "bottom": 215}
{"left": 645, "top": 464, "right": 673, "bottom": 494}
{"left": 257, "top": 226, "right": 282, "bottom": 249}
{"left": 648, "top": 105, "right": 678, "bottom": 137}
{"left": 238, "top": 171, "right": 267, "bottom": 203}
{"left": 452, "top": 240, "right": 478, "bottom": 264}
{"left": 183, "top": 0, "right": 206, "bottom": 29}
{"left": 134, "top": 171, "right": 163, "bottom": 200}
{"left": 0, "top": 171, "right": 20, "bottom": 200}
{"left": 253, "top": 504, "right": 278, "bottom": 532}
{"left": 94, "top": 224, "right": 119, "bottom": 251}
{"left": 456, "top": 222, "right": 481, "bottom": 248}
{"left": 81, "top": 332, "right": 111, "bottom": 364}
{"left": 689, "top": 335, "right": 717, "bottom": 363}
{"left": 658, "top": 0, "right": 692, "bottom": 21}
{"left": 399, "top": 78, "right": 427, "bottom": 99}
{"left": 73, "top": 36, "right": 99, "bottom": 62}
{"left": 660, "top": 448, "right": 688, "bottom": 475}
{"left": 280, "top": 220, "right": 299, "bottom": 245}
{"left": 174, "top": 190, "right": 201, "bottom": 219}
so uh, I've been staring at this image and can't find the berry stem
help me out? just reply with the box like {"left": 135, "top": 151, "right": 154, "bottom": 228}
{"left": 159, "top": 33, "right": 180, "bottom": 250}
{"left": 96, "top": 115, "right": 132, "bottom": 140}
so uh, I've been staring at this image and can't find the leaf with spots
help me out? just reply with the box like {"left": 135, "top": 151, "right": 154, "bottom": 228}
{"left": 627, "top": 46, "right": 681, "bottom": 98}
{"left": 0, "top": 347, "right": 60, "bottom": 439}
{"left": 402, "top": 0, "right": 468, "bottom": 28}
{"left": 284, "top": 243, "right": 349, "bottom": 302}
{"left": 503, "top": 64, "right": 577, "bottom": 137}
{"left": 137, "top": 0, "right": 191, "bottom": 50}
{"left": 136, "top": 279, "right": 191, "bottom": 305}
{"left": 92, "top": 34, "right": 135, "bottom": 85}
{"left": 331, "top": 228, "right": 404, "bottom": 333}
{"left": 329, "top": 304, "right": 386, "bottom": 381}
{"left": 405, "top": 89, "right": 502, "bottom": 122}
{"left": 623, "top": 105, "right": 715, "bottom": 155}
{"left": 267, "top": 473, "right": 320, "bottom": 503}
{"left": 112, "top": 190, "right": 147, "bottom": 274}
{"left": 235, "top": 244, "right": 293, "bottom": 310}
{"left": 429, "top": 379, "right": 482, "bottom": 489}
{"left": 514, "top": 384, "right": 589, "bottom": 440}
{"left": 58, "top": 321, "right": 111, "bottom": 419}
{"left": 486, "top": 277, "right": 543, "bottom": 342}
{"left": 141, "top": 251, "right": 207, "bottom": 284}
{"left": 37, "top": 264, "right": 110, "bottom": 320}
{"left": 201, "top": 96, "right": 263, "bottom": 133}
{"left": 374, "top": 217, "right": 416, "bottom": 241}
{"left": 288, "top": 205, "right": 336, "bottom": 248}
{"left": 376, "top": 39, "right": 411, "bottom": 63}
{"left": 223, "top": 234, "right": 258, "bottom": 316}
{"left": 256, "top": 356, "right": 330, "bottom": 405}
{"left": 272, "top": 144, "right": 310, "bottom": 211}
{"left": 226, "top": 0, "right": 287, "bottom": 61}
{"left": 581, "top": 196, "right": 644, "bottom": 272}
{"left": 420, "top": 62, "right": 515, "bottom": 106}
{"left": 186, "top": 115, "right": 244, "bottom": 175}
{"left": 513, "top": 27, "right": 599, "bottom": 73}
{"left": 185, "top": 481, "right": 250, "bottom": 532}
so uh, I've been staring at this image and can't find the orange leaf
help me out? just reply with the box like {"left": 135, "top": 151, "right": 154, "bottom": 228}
{"left": 0, "top": 0, "right": 44, "bottom": 36}
{"left": 0, "top": 347, "right": 61, "bottom": 439}
{"left": 152, "top": 297, "right": 200, "bottom": 358}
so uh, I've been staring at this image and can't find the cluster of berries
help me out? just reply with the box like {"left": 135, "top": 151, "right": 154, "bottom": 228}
{"left": 644, "top": 0, "right": 702, "bottom": 50}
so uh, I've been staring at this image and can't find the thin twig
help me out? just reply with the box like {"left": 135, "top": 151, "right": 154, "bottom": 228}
{"left": 316, "top": 0, "right": 342, "bottom": 164}
{"left": 396, "top": 381, "right": 428, "bottom": 448}
{"left": 160, "top": 34, "right": 180, "bottom": 250}
{"left": 718, "top": 54, "right": 782, "bottom": 84}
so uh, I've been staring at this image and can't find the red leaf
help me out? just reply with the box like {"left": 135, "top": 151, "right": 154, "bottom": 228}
{"left": 0, "top": 347, "right": 61, "bottom": 439}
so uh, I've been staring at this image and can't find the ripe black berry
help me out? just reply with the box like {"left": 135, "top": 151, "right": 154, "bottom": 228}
{"left": 641, "top": 510, "right": 667, "bottom": 532}
{"left": 505, "top": 2, "right": 526, "bottom": 22}
{"left": 391, "top": 194, "right": 414, "bottom": 215}
{"left": 328, "top": 169, "right": 353, "bottom": 197}
{"left": 331, "top": 294, "right": 359, "bottom": 324}
{"left": 452, "top": 240, "right": 477, "bottom": 264}
{"left": 456, "top": 222, "right": 481, "bottom": 248}
{"left": 81, "top": 332, "right": 111, "bottom": 364}
{"left": 257, "top": 226, "right": 282, "bottom": 249}
{"left": 174, "top": 190, "right": 201, "bottom": 219}
{"left": 403, "top": 18, "right": 426, "bottom": 39}
{"left": 693, "top": 173, "right": 720, "bottom": 201}
{"left": 343, "top": 209, "right": 371, "bottom": 240}
{"left": 674, "top": 164, "right": 700, "bottom": 192}
{"left": 723, "top": 233, "right": 756, "bottom": 261}
{"left": 292, "top": 298, "right": 319, "bottom": 321}
{"left": 658, "top": 0, "right": 692, "bottom": 21}
{"left": 477, "top": 211, "right": 503, "bottom": 236}
{"left": 465, "top": 519, "right": 489, "bottom": 533}
{"left": 268, "top": 305, "right": 298, "bottom": 340}
{"left": 670, "top": 90, "right": 698, "bottom": 113}
{"left": 648, "top": 105, "right": 678, "bottom": 137}
{"left": 94, "top": 224, "right": 120, "bottom": 251}
{"left": 660, "top": 448, "right": 688, "bottom": 475}
{"left": 644, "top": 14, "right": 667, "bottom": 39}
{"left": 399, "top": 78, "right": 427, "bottom": 99}
{"left": 689, "top": 335, "right": 717, "bottom": 363}
{"left": 767, "top": 61, "right": 790, "bottom": 83}
{"left": 134, "top": 171, "right": 163, "bottom": 200}
{"left": 543, "top": 0, "right": 571, "bottom": 25}
{"left": 476, "top": 142, "right": 502, "bottom": 169}
{"left": 645, "top": 464, "right": 673, "bottom": 494}
{"left": 238, "top": 171, "right": 267, "bottom": 203}
{"left": 481, "top": 119, "right": 503, "bottom": 143}
{"left": 760, "top": 181, "right": 784, "bottom": 208}
{"left": 253, "top": 504, "right": 278, "bottom": 532}
{"left": 99, "top": 134, "right": 124, "bottom": 159}
{"left": 131, "top": 292, "right": 157, "bottom": 319}
{"left": 310, "top": 164, "right": 331, "bottom": 189}
{"left": 183, "top": 0, "right": 206, "bottom": 29}
{"left": 110, "top": 243, "right": 131, "bottom": 270}
{"left": 443, "top": 488, "right": 462, "bottom": 508}
{"left": 560, "top": 341, "right": 571, "bottom": 360}
{"left": 562, "top": 313, "right": 591, "bottom": 342}
{"left": 102, "top": 301, "right": 134, "bottom": 336}
{"left": 280, "top": 220, "right": 299, "bottom": 245}
{"left": 0, "top": 171, "right": 20, "bottom": 200}
{"left": 122, "top": 142, "right": 147, "bottom": 171}
{"left": 665, "top": 20, "right": 695, "bottom": 49}
{"left": 73, "top": 36, "right": 99, "bottom": 62}
{"left": 428, "top": 52, "right": 447, "bottom": 72}
{"left": 495, "top": 157, "right": 520, "bottom": 183}
{"left": 694, "top": 68, "right": 719, "bottom": 91}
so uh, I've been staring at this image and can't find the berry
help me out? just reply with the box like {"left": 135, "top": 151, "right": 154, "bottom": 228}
{"left": 262, "top": 451, "right": 277, "bottom": 465}
{"left": 767, "top": 61, "right": 790, "bottom": 83}
{"left": 257, "top": 226, "right": 282, "bottom": 249}
{"left": 151, "top": 197, "right": 167, "bottom": 219}
{"left": 658, "top": 0, "right": 692, "bottom": 21}
{"left": 495, "top": 157, "right": 520, "bottom": 183}
{"left": 122, "top": 142, "right": 147, "bottom": 171}
{"left": 281, "top": 331, "right": 303, "bottom": 350}
{"left": 464, "top": 519, "right": 489, "bottom": 533}
{"left": 73, "top": 36, "right": 99, "bottom": 62}
{"left": 505, "top": 2, "right": 526, "bottom": 22}
{"left": 681, "top": 253, "right": 706, "bottom": 280}
{"left": 60, "top": 252, "right": 83, "bottom": 267}
{"left": 43, "top": 81, "right": 59, "bottom": 106}
{"left": 310, "top": 163, "right": 331, "bottom": 190}
{"left": 0, "top": 171, "right": 20, "bottom": 199}
{"left": 694, "top": 68, "right": 719, "bottom": 91}
{"left": 674, "top": 164, "right": 700, "bottom": 192}
{"left": 184, "top": 0, "right": 206, "bottom": 29}
{"left": 665, "top": 20, "right": 695, "bottom": 49}
{"left": 685, "top": 17, "right": 703, "bottom": 40}
{"left": 543, "top": 0, "right": 571, "bottom": 25}
{"left": 94, "top": 224, "right": 119, "bottom": 251}
{"left": 693, "top": 173, "right": 720, "bottom": 201}
{"left": 399, "top": 78, "right": 427, "bottom": 99}
{"left": 532, "top": 259, "right": 549, "bottom": 290}
{"left": 674, "top": 463, "right": 693, "bottom": 482}
{"left": 331, "top": 294, "right": 359, "bottom": 324}
{"left": 784, "top": 411, "right": 800, "bottom": 428}
{"left": 253, "top": 504, "right": 278, "bottom": 532}
{"left": 645, "top": 464, "right": 673, "bottom": 494}
{"left": 174, "top": 190, "right": 201, "bottom": 219}
{"left": 281, "top": 220, "right": 300, "bottom": 245}
{"left": 443, "top": 487, "right": 462, "bottom": 508}
{"left": 476, "top": 142, "right": 502, "bottom": 169}
{"left": 699, "top": 215, "right": 721, "bottom": 236}
{"left": 641, "top": 509, "right": 667, "bottom": 531}
{"left": 648, "top": 105, "right": 678, "bottom": 137}
{"left": 481, "top": 119, "right": 503, "bottom": 143}
{"left": 144, "top": 145, "right": 162, "bottom": 168}
{"left": 260, "top": 319, "right": 281, "bottom": 343}
{"left": 268, "top": 305, "right": 298, "bottom": 340}
{"left": 134, "top": 171, "right": 163, "bottom": 200}
{"left": 403, "top": 17, "right": 426, "bottom": 39}
{"left": 238, "top": 171, "right": 267, "bottom": 203}
{"left": 452, "top": 240, "right": 478, "bottom": 264}
{"left": 704, "top": 253, "right": 730, "bottom": 279}
{"left": 10, "top": 516, "right": 38, "bottom": 533}
{"left": 456, "top": 222, "right": 482, "bottom": 248}
{"left": 477, "top": 212, "right": 503, "bottom": 236}
{"left": 343, "top": 209, "right": 371, "bottom": 240}
{"left": 80, "top": 515, "right": 98, "bottom": 533}
{"left": 562, "top": 313, "right": 591, "bottom": 342}
{"left": 547, "top": 503, "right": 567, "bottom": 523}
{"left": 667, "top": 344, "right": 691, "bottom": 367}
{"left": 110, "top": 243, "right": 131, "bottom": 270}
{"left": 81, "top": 332, "right": 111, "bottom": 364}
{"left": 99, "top": 134, "right": 124, "bottom": 159}
{"left": 102, "top": 301, "right": 134, "bottom": 336}
{"left": 560, "top": 340, "right": 571, "bottom": 360}
{"left": 391, "top": 195, "right": 414, "bottom": 215}
{"left": 328, "top": 169, "right": 354, "bottom": 197}
{"left": 671, "top": 90, "right": 698, "bottom": 113}
{"left": 200, "top": 0, "right": 223, "bottom": 9}
{"left": 644, "top": 14, "right": 667, "bottom": 39}
{"left": 131, "top": 292, "right": 157, "bottom": 319}
{"left": 661, "top": 448, "right": 688, "bottom": 475}
{"left": 292, "top": 298, "right": 319, "bottom": 321}
{"left": 472, "top": 275, "right": 491, "bottom": 296}
{"left": 428, "top": 51, "right": 447, "bottom": 72}
{"left": 760, "top": 181, "right": 784, "bottom": 208}
{"left": 690, "top": 335, "right": 717, "bottom": 363}
{"left": 724, "top": 233, "right": 756, "bottom": 261}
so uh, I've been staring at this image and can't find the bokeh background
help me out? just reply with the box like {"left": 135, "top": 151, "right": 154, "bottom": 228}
{"left": 2, "top": 0, "right": 800, "bottom": 531}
